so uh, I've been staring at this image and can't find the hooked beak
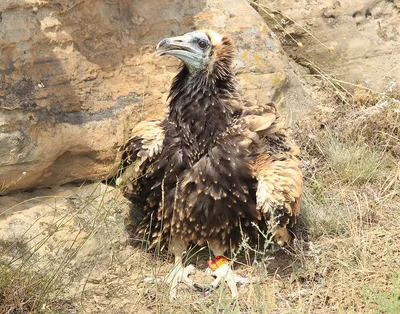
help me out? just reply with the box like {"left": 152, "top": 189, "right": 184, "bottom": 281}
{"left": 155, "top": 34, "right": 206, "bottom": 69}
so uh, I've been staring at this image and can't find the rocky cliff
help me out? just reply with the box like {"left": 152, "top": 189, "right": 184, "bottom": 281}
{"left": 253, "top": 0, "right": 400, "bottom": 91}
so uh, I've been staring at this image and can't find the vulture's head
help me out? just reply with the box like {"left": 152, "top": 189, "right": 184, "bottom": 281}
{"left": 156, "top": 30, "right": 234, "bottom": 75}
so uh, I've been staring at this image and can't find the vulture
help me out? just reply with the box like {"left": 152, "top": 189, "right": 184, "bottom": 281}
{"left": 117, "top": 30, "right": 302, "bottom": 299}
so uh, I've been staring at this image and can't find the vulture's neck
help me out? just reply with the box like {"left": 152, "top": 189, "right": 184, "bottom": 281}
{"left": 167, "top": 64, "right": 239, "bottom": 163}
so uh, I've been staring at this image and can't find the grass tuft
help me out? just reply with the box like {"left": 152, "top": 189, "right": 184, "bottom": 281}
{"left": 0, "top": 264, "right": 72, "bottom": 314}
{"left": 323, "top": 134, "right": 389, "bottom": 184}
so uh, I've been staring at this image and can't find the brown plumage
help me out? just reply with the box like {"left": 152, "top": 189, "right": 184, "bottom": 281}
{"left": 117, "top": 30, "right": 303, "bottom": 298}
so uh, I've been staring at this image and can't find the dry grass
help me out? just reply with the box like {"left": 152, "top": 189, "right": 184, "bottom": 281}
{"left": 289, "top": 78, "right": 400, "bottom": 313}
{"left": 0, "top": 264, "right": 74, "bottom": 313}
{"left": 323, "top": 135, "right": 389, "bottom": 184}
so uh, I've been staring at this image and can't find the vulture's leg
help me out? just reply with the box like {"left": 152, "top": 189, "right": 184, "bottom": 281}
{"left": 194, "top": 241, "right": 250, "bottom": 298}
{"left": 144, "top": 237, "right": 196, "bottom": 300}
{"left": 165, "top": 237, "right": 197, "bottom": 299}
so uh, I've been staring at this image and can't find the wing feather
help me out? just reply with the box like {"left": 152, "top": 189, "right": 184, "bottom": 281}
{"left": 117, "top": 119, "right": 165, "bottom": 195}
{"left": 244, "top": 103, "right": 303, "bottom": 244}
{"left": 254, "top": 152, "right": 302, "bottom": 216}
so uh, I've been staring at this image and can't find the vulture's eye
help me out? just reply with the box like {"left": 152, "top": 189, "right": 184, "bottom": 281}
{"left": 198, "top": 40, "right": 209, "bottom": 49}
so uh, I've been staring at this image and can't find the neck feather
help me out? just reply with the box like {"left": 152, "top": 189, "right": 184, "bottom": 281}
{"left": 167, "top": 61, "right": 240, "bottom": 163}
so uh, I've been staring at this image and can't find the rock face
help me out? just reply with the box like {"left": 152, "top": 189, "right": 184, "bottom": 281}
{"left": 0, "top": 0, "right": 288, "bottom": 194}
{"left": 255, "top": 0, "right": 400, "bottom": 92}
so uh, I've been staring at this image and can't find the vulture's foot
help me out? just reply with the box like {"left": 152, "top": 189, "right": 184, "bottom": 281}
{"left": 143, "top": 264, "right": 196, "bottom": 300}
{"left": 194, "top": 263, "right": 251, "bottom": 298}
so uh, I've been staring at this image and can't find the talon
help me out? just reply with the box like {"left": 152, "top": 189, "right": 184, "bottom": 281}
{"left": 194, "top": 283, "right": 213, "bottom": 292}
{"left": 230, "top": 298, "right": 238, "bottom": 311}
{"left": 203, "top": 262, "right": 252, "bottom": 298}
{"left": 144, "top": 264, "right": 197, "bottom": 300}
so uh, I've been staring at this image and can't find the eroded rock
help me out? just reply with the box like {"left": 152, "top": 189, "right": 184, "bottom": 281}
{"left": 254, "top": 0, "right": 400, "bottom": 92}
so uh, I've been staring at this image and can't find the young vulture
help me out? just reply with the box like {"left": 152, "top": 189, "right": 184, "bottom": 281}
{"left": 118, "top": 30, "right": 302, "bottom": 299}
